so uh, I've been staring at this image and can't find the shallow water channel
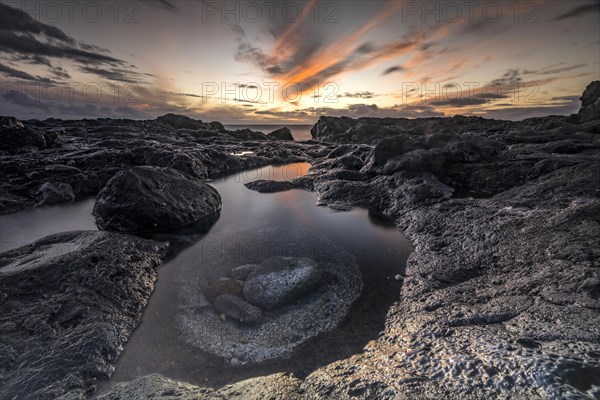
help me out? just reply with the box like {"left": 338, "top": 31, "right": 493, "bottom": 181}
{"left": 0, "top": 162, "right": 413, "bottom": 392}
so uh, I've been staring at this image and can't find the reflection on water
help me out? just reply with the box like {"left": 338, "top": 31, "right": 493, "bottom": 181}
{"left": 0, "top": 162, "right": 413, "bottom": 392}
{"left": 0, "top": 200, "right": 97, "bottom": 251}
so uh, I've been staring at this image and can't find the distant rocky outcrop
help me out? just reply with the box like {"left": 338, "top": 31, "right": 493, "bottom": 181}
{"left": 268, "top": 127, "right": 294, "bottom": 141}
{"left": 578, "top": 80, "right": 600, "bottom": 123}
{"left": 0, "top": 117, "right": 63, "bottom": 152}
{"left": 156, "top": 113, "right": 224, "bottom": 131}
{"left": 93, "top": 166, "right": 222, "bottom": 233}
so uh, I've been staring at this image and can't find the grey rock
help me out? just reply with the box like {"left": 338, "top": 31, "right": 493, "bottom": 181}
{"left": 34, "top": 181, "right": 75, "bottom": 205}
{"left": 244, "top": 180, "right": 297, "bottom": 193}
{"left": 578, "top": 80, "right": 600, "bottom": 123}
{"left": 93, "top": 166, "right": 222, "bottom": 233}
{"left": 213, "top": 294, "right": 263, "bottom": 324}
{"left": 243, "top": 256, "right": 323, "bottom": 309}
{"left": 228, "top": 264, "right": 258, "bottom": 280}
{"left": 178, "top": 227, "right": 362, "bottom": 365}
{"left": 0, "top": 231, "right": 169, "bottom": 399}
{"left": 203, "top": 278, "right": 244, "bottom": 303}
{"left": 268, "top": 127, "right": 294, "bottom": 141}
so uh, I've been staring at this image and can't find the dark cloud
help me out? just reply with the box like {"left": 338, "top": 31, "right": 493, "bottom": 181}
{"left": 254, "top": 102, "right": 444, "bottom": 120}
{"left": 0, "top": 63, "right": 57, "bottom": 83}
{"left": 78, "top": 66, "right": 141, "bottom": 83}
{"left": 554, "top": 2, "right": 600, "bottom": 21}
{"left": 430, "top": 97, "right": 489, "bottom": 107}
{"left": 2, "top": 89, "right": 52, "bottom": 111}
{"left": 0, "top": 3, "right": 141, "bottom": 84}
{"left": 48, "top": 65, "right": 71, "bottom": 79}
{"left": 338, "top": 91, "right": 378, "bottom": 99}
{"left": 382, "top": 65, "right": 404, "bottom": 75}
{"left": 0, "top": 3, "right": 74, "bottom": 44}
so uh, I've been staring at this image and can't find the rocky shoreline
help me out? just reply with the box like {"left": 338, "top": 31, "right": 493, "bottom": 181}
{"left": 1, "top": 81, "right": 599, "bottom": 399}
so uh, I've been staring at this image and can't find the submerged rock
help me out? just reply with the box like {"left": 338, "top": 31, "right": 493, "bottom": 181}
{"left": 93, "top": 166, "right": 222, "bottom": 233}
{"left": 268, "top": 127, "right": 294, "bottom": 141}
{"left": 0, "top": 231, "right": 169, "bottom": 399}
{"left": 177, "top": 226, "right": 362, "bottom": 365}
{"left": 214, "top": 294, "right": 263, "bottom": 324}
{"left": 203, "top": 278, "right": 244, "bottom": 303}
{"left": 229, "top": 264, "right": 258, "bottom": 280}
{"left": 243, "top": 256, "right": 323, "bottom": 309}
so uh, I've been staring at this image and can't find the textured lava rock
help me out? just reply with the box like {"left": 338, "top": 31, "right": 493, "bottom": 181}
{"left": 93, "top": 166, "right": 222, "bottom": 233}
{"left": 0, "top": 231, "right": 169, "bottom": 399}
{"left": 243, "top": 256, "right": 323, "bottom": 309}
{"left": 578, "top": 80, "right": 600, "bottom": 123}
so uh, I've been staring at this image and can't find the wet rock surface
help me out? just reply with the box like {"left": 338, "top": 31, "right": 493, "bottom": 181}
{"left": 2, "top": 82, "right": 600, "bottom": 399}
{"left": 93, "top": 166, "right": 222, "bottom": 233}
{"left": 243, "top": 256, "right": 323, "bottom": 309}
{"left": 0, "top": 231, "right": 169, "bottom": 400}
{"left": 177, "top": 226, "right": 362, "bottom": 365}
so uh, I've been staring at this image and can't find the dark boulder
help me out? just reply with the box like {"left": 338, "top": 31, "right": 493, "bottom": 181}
{"left": 268, "top": 127, "right": 294, "bottom": 141}
{"left": 244, "top": 180, "right": 297, "bottom": 193}
{"left": 243, "top": 256, "right": 323, "bottom": 309}
{"left": 577, "top": 80, "right": 600, "bottom": 123}
{"left": 93, "top": 166, "right": 221, "bottom": 233}
{"left": 214, "top": 294, "right": 263, "bottom": 324}
{"left": 229, "top": 264, "right": 258, "bottom": 280}
{"left": 203, "top": 278, "right": 244, "bottom": 303}
{"left": 156, "top": 113, "right": 221, "bottom": 131}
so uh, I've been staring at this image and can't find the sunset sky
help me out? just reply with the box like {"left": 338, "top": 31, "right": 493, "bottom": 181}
{"left": 1, "top": 0, "right": 599, "bottom": 123}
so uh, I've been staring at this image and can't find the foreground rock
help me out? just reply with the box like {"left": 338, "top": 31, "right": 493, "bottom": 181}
{"left": 177, "top": 226, "right": 362, "bottom": 365}
{"left": 0, "top": 231, "right": 169, "bottom": 399}
{"left": 93, "top": 166, "right": 222, "bottom": 233}
{"left": 243, "top": 256, "right": 323, "bottom": 309}
{"left": 98, "top": 373, "right": 304, "bottom": 400}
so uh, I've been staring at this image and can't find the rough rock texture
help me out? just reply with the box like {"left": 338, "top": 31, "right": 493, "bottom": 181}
{"left": 93, "top": 166, "right": 222, "bottom": 233}
{"left": 0, "top": 114, "right": 322, "bottom": 215}
{"left": 243, "top": 82, "right": 600, "bottom": 398}
{"left": 96, "top": 373, "right": 305, "bottom": 400}
{"left": 268, "top": 127, "right": 294, "bottom": 141}
{"left": 214, "top": 294, "right": 263, "bottom": 324}
{"left": 0, "top": 231, "right": 169, "bottom": 400}
{"left": 177, "top": 226, "right": 362, "bottom": 365}
{"left": 243, "top": 256, "right": 323, "bottom": 309}
{"left": 578, "top": 81, "right": 600, "bottom": 123}
{"left": 244, "top": 179, "right": 296, "bottom": 193}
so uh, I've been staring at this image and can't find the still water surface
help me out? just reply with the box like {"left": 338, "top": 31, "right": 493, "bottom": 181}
{"left": 0, "top": 162, "right": 413, "bottom": 391}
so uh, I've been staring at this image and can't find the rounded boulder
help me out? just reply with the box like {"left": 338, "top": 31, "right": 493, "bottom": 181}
{"left": 93, "top": 166, "right": 221, "bottom": 233}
